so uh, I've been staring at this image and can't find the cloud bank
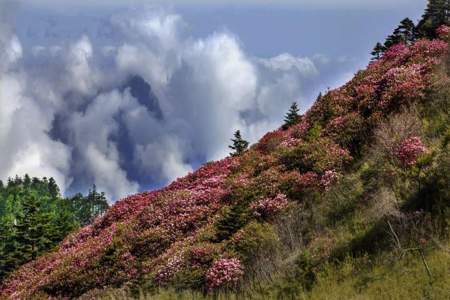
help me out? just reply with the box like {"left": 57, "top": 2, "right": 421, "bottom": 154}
{"left": 0, "top": 5, "right": 326, "bottom": 201}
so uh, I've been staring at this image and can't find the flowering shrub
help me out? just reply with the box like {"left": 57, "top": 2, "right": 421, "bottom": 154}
{"left": 206, "top": 258, "right": 244, "bottom": 290}
{"left": 320, "top": 170, "right": 339, "bottom": 190}
{"left": 379, "top": 64, "right": 426, "bottom": 109}
{"left": 250, "top": 193, "right": 289, "bottom": 218}
{"left": 280, "top": 137, "right": 352, "bottom": 173}
{"left": 280, "top": 137, "right": 302, "bottom": 148}
{"left": 256, "top": 130, "right": 287, "bottom": 153}
{"left": 154, "top": 254, "right": 185, "bottom": 285}
{"left": 395, "top": 136, "right": 427, "bottom": 167}
{"left": 189, "top": 245, "right": 216, "bottom": 267}
{"left": 289, "top": 120, "right": 310, "bottom": 139}
{"left": 382, "top": 43, "right": 411, "bottom": 62}
{"left": 437, "top": 25, "right": 450, "bottom": 39}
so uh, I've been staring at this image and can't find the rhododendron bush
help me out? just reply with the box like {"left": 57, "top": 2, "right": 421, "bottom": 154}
{"left": 395, "top": 136, "right": 427, "bottom": 167}
{"left": 206, "top": 258, "right": 244, "bottom": 290}
{"left": 1, "top": 35, "right": 448, "bottom": 299}
{"left": 250, "top": 193, "right": 289, "bottom": 218}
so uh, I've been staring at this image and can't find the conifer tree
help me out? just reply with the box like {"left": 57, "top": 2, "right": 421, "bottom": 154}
{"left": 229, "top": 130, "right": 249, "bottom": 156}
{"left": 398, "top": 18, "right": 417, "bottom": 44}
{"left": 14, "top": 192, "right": 52, "bottom": 262}
{"left": 283, "top": 102, "right": 300, "bottom": 129}
{"left": 384, "top": 18, "right": 416, "bottom": 49}
{"left": 417, "top": 0, "right": 450, "bottom": 38}
{"left": 371, "top": 42, "right": 387, "bottom": 60}
{"left": 48, "top": 177, "right": 60, "bottom": 199}
{"left": 0, "top": 218, "right": 17, "bottom": 279}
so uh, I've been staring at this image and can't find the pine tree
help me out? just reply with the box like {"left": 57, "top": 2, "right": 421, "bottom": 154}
{"left": 14, "top": 192, "right": 52, "bottom": 263}
{"left": 371, "top": 42, "right": 387, "bottom": 60}
{"left": 48, "top": 177, "right": 60, "bottom": 199}
{"left": 398, "top": 18, "right": 417, "bottom": 44}
{"left": 229, "top": 130, "right": 249, "bottom": 156}
{"left": 417, "top": 0, "right": 450, "bottom": 38}
{"left": 283, "top": 102, "right": 300, "bottom": 129}
{"left": 384, "top": 18, "right": 416, "bottom": 49}
{"left": 0, "top": 218, "right": 17, "bottom": 280}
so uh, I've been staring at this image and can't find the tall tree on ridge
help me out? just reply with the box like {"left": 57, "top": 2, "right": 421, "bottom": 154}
{"left": 229, "top": 130, "right": 249, "bottom": 157}
{"left": 283, "top": 102, "right": 300, "bottom": 129}
{"left": 417, "top": 0, "right": 450, "bottom": 38}
{"left": 371, "top": 42, "right": 387, "bottom": 61}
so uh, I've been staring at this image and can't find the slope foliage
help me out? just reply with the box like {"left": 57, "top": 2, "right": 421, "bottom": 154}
{"left": 1, "top": 28, "right": 450, "bottom": 300}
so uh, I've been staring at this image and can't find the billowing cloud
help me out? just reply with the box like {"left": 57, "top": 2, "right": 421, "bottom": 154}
{"left": 0, "top": 5, "right": 325, "bottom": 201}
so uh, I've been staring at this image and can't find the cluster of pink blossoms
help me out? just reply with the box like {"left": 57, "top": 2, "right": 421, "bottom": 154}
{"left": 437, "top": 25, "right": 450, "bottom": 39}
{"left": 289, "top": 120, "right": 310, "bottom": 138}
{"left": 321, "top": 170, "right": 339, "bottom": 190}
{"left": 206, "top": 258, "right": 244, "bottom": 290}
{"left": 250, "top": 193, "right": 289, "bottom": 218}
{"left": 280, "top": 137, "right": 302, "bottom": 148}
{"left": 154, "top": 254, "right": 184, "bottom": 285}
{"left": 380, "top": 64, "right": 426, "bottom": 108}
{"left": 395, "top": 136, "right": 427, "bottom": 167}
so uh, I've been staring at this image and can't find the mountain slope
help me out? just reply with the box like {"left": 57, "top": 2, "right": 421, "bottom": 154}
{"left": 1, "top": 30, "right": 450, "bottom": 299}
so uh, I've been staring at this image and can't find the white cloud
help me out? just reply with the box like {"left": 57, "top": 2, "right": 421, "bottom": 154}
{"left": 0, "top": 73, "right": 72, "bottom": 192}
{"left": 0, "top": 6, "right": 324, "bottom": 201}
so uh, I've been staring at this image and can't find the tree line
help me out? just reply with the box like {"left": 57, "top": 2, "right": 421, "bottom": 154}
{"left": 0, "top": 175, "right": 109, "bottom": 280}
{"left": 372, "top": 0, "right": 450, "bottom": 60}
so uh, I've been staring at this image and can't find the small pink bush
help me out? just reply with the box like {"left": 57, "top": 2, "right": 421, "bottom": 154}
{"left": 395, "top": 136, "right": 427, "bottom": 167}
{"left": 250, "top": 193, "right": 289, "bottom": 218}
{"left": 437, "top": 25, "right": 450, "bottom": 39}
{"left": 321, "top": 170, "right": 339, "bottom": 190}
{"left": 206, "top": 258, "right": 244, "bottom": 290}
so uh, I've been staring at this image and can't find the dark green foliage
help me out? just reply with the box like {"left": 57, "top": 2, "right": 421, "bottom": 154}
{"left": 283, "top": 102, "right": 300, "bottom": 129}
{"left": 214, "top": 204, "right": 249, "bottom": 242}
{"left": 372, "top": 18, "right": 417, "bottom": 59}
{"left": 67, "top": 185, "right": 109, "bottom": 226}
{"left": 0, "top": 176, "right": 109, "bottom": 281}
{"left": 384, "top": 18, "right": 416, "bottom": 49}
{"left": 14, "top": 192, "right": 53, "bottom": 262}
{"left": 229, "top": 130, "right": 249, "bottom": 157}
{"left": 276, "top": 252, "right": 317, "bottom": 298}
{"left": 371, "top": 42, "right": 387, "bottom": 61}
{"left": 231, "top": 222, "right": 278, "bottom": 266}
{"left": 417, "top": 0, "right": 450, "bottom": 38}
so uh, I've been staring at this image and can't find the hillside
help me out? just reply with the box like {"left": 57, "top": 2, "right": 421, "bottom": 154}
{"left": 1, "top": 26, "right": 450, "bottom": 300}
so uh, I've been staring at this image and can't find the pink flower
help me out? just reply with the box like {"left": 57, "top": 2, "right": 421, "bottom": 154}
{"left": 206, "top": 258, "right": 244, "bottom": 290}
{"left": 250, "top": 193, "right": 289, "bottom": 218}
{"left": 320, "top": 170, "right": 339, "bottom": 190}
{"left": 395, "top": 136, "right": 427, "bottom": 167}
{"left": 437, "top": 25, "right": 450, "bottom": 39}
{"left": 154, "top": 254, "right": 184, "bottom": 285}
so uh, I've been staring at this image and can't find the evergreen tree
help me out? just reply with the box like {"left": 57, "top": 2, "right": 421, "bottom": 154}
{"left": 0, "top": 218, "right": 17, "bottom": 279}
{"left": 13, "top": 192, "right": 52, "bottom": 262}
{"left": 283, "top": 102, "right": 300, "bottom": 129}
{"left": 0, "top": 175, "right": 109, "bottom": 280}
{"left": 48, "top": 177, "right": 60, "bottom": 199}
{"left": 384, "top": 18, "right": 416, "bottom": 49}
{"left": 229, "top": 130, "right": 249, "bottom": 156}
{"left": 417, "top": 0, "right": 450, "bottom": 38}
{"left": 214, "top": 204, "right": 248, "bottom": 241}
{"left": 371, "top": 42, "right": 387, "bottom": 60}
{"left": 67, "top": 185, "right": 109, "bottom": 226}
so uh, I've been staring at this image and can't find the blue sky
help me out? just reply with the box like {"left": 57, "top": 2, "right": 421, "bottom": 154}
{"left": 0, "top": 0, "right": 427, "bottom": 201}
